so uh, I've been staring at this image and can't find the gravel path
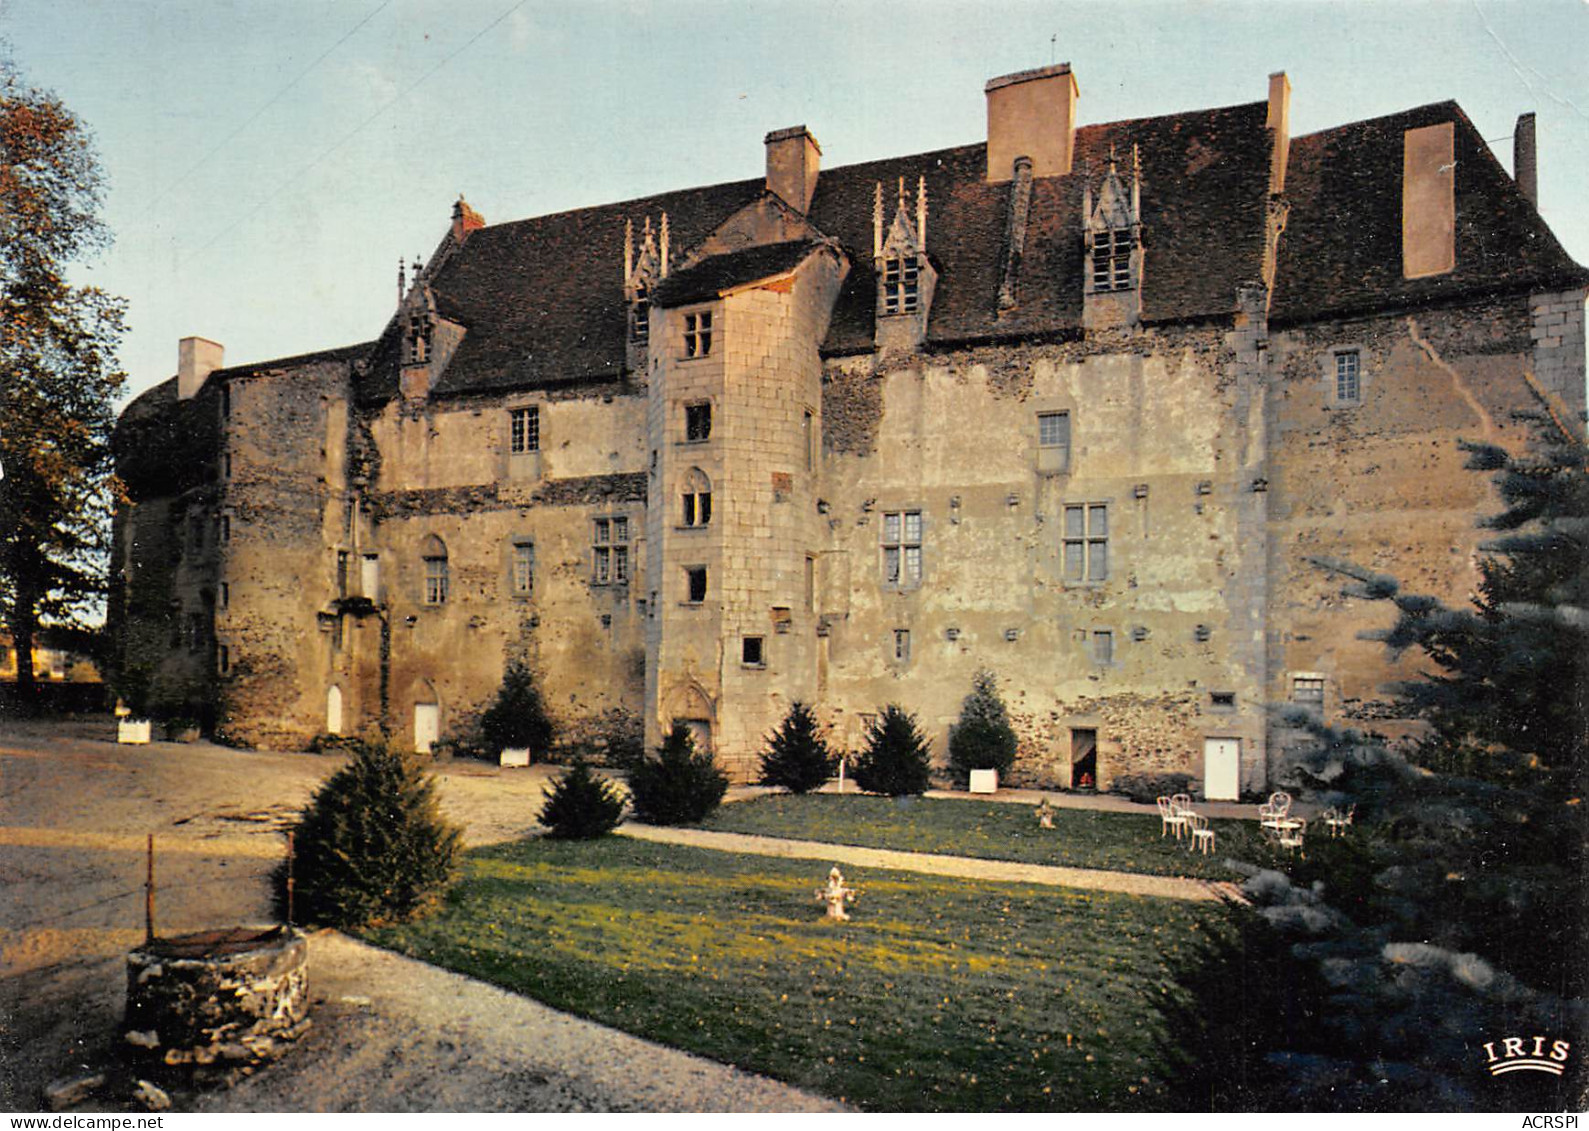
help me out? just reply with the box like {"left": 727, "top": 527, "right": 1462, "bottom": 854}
{"left": 617, "top": 823, "right": 1243, "bottom": 903}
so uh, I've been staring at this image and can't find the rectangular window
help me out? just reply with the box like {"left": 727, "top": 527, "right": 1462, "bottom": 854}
{"left": 685, "top": 401, "right": 712, "bottom": 442}
{"left": 593, "top": 517, "right": 630, "bottom": 585}
{"left": 1092, "top": 228, "right": 1133, "bottom": 291}
{"left": 881, "top": 510, "right": 923, "bottom": 588}
{"left": 893, "top": 628, "right": 911, "bottom": 663}
{"left": 1210, "top": 691, "right": 1236, "bottom": 710}
{"left": 686, "top": 567, "right": 707, "bottom": 604}
{"left": 882, "top": 255, "right": 921, "bottom": 314}
{"left": 1335, "top": 351, "right": 1361, "bottom": 403}
{"left": 1063, "top": 504, "right": 1109, "bottom": 582}
{"left": 219, "top": 582, "right": 229, "bottom": 609}
{"left": 511, "top": 542, "right": 534, "bottom": 597}
{"left": 510, "top": 406, "right": 540, "bottom": 454}
{"left": 361, "top": 554, "right": 380, "bottom": 600}
{"left": 218, "top": 644, "right": 230, "bottom": 674}
{"left": 1293, "top": 677, "right": 1325, "bottom": 704}
{"left": 684, "top": 311, "right": 713, "bottom": 358}
{"left": 1091, "top": 629, "right": 1113, "bottom": 665}
{"left": 424, "top": 557, "right": 449, "bottom": 605}
{"left": 220, "top": 514, "right": 232, "bottom": 543}
{"left": 1037, "top": 410, "right": 1071, "bottom": 473}
{"left": 805, "top": 555, "right": 816, "bottom": 613}
{"left": 336, "top": 550, "right": 349, "bottom": 598}
{"left": 632, "top": 286, "right": 650, "bottom": 343}
{"left": 803, "top": 409, "right": 815, "bottom": 472}
{"left": 742, "top": 636, "right": 765, "bottom": 667}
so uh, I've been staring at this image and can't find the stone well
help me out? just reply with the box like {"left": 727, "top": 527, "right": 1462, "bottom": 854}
{"left": 124, "top": 926, "right": 310, "bottom": 1081}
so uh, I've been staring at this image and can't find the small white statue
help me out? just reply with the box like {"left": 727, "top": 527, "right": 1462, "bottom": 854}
{"left": 1036, "top": 797, "right": 1055, "bottom": 829}
{"left": 816, "top": 866, "right": 857, "bottom": 921}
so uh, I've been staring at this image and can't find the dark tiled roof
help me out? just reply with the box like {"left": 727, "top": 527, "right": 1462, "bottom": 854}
{"left": 652, "top": 240, "right": 823, "bottom": 308}
{"left": 422, "top": 180, "right": 766, "bottom": 398}
{"left": 209, "top": 341, "right": 373, "bottom": 382}
{"left": 1271, "top": 102, "right": 1589, "bottom": 324}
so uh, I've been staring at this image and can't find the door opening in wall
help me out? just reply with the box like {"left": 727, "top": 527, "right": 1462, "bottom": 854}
{"left": 414, "top": 701, "right": 440, "bottom": 755}
{"left": 1071, "top": 728, "right": 1098, "bottom": 791}
{"left": 682, "top": 718, "right": 712, "bottom": 754}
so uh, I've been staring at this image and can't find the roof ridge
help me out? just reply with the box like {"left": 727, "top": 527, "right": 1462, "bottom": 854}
{"left": 1291, "top": 98, "right": 1465, "bottom": 141}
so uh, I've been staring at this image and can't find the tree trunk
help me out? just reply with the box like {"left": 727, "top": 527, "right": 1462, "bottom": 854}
{"left": 9, "top": 602, "right": 40, "bottom": 717}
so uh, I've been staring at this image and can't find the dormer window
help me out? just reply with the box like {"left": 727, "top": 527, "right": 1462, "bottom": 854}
{"left": 684, "top": 311, "right": 713, "bottom": 358}
{"left": 632, "top": 282, "right": 650, "bottom": 343}
{"left": 1091, "top": 229, "right": 1133, "bottom": 293}
{"left": 882, "top": 255, "right": 920, "bottom": 315}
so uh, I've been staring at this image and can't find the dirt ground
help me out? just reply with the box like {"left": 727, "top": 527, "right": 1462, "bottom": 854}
{"left": 0, "top": 719, "right": 839, "bottom": 1113}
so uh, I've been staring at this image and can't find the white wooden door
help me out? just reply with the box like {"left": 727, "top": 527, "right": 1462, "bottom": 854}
{"left": 1203, "top": 737, "right": 1241, "bottom": 801}
{"left": 326, "top": 686, "right": 343, "bottom": 735}
{"left": 414, "top": 703, "right": 440, "bottom": 754}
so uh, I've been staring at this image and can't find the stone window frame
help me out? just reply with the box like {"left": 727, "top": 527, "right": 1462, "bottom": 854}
{"left": 217, "top": 643, "right": 230, "bottom": 674}
{"left": 422, "top": 536, "right": 450, "bottom": 606}
{"left": 1322, "top": 345, "right": 1366, "bottom": 408}
{"left": 509, "top": 538, "right": 535, "bottom": 599}
{"left": 892, "top": 627, "right": 912, "bottom": 665}
{"left": 683, "top": 400, "right": 713, "bottom": 444}
{"left": 1090, "top": 227, "right": 1134, "bottom": 293}
{"left": 1291, "top": 672, "right": 1327, "bottom": 709}
{"left": 684, "top": 565, "right": 708, "bottom": 605}
{"left": 880, "top": 508, "right": 925, "bottom": 591}
{"left": 1208, "top": 690, "right": 1237, "bottom": 713}
{"left": 509, "top": 405, "right": 541, "bottom": 454}
{"left": 592, "top": 515, "right": 631, "bottom": 586}
{"left": 680, "top": 467, "right": 713, "bottom": 528}
{"left": 1089, "top": 627, "right": 1115, "bottom": 667}
{"left": 682, "top": 308, "right": 714, "bottom": 359}
{"left": 630, "top": 281, "right": 651, "bottom": 344}
{"left": 1036, "top": 408, "right": 1073, "bottom": 474}
{"left": 881, "top": 254, "right": 921, "bottom": 315}
{"left": 1062, "top": 501, "right": 1111, "bottom": 585}
{"left": 802, "top": 408, "right": 816, "bottom": 473}
{"left": 741, "top": 635, "right": 766, "bottom": 669}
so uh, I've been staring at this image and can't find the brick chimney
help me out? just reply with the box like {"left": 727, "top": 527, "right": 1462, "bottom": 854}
{"left": 1514, "top": 112, "right": 1538, "bottom": 208}
{"left": 451, "top": 195, "right": 485, "bottom": 243}
{"left": 985, "top": 64, "right": 1078, "bottom": 183}
{"left": 177, "top": 336, "right": 224, "bottom": 401}
{"left": 1266, "top": 72, "right": 1291, "bottom": 194}
{"left": 765, "top": 126, "right": 821, "bottom": 213}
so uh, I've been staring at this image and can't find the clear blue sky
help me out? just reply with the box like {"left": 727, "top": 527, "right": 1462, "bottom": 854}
{"left": 6, "top": 0, "right": 1587, "bottom": 403}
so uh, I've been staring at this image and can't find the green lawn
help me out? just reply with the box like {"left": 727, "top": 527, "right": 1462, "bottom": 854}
{"left": 701, "top": 794, "right": 1252, "bottom": 880}
{"left": 368, "top": 836, "right": 1220, "bottom": 1112}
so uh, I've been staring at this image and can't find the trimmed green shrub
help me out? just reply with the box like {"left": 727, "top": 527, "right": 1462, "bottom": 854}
{"left": 852, "top": 705, "right": 933, "bottom": 796}
{"left": 946, "top": 669, "right": 1018, "bottom": 786}
{"left": 282, "top": 741, "right": 462, "bottom": 929}
{"left": 539, "top": 760, "right": 627, "bottom": 839}
{"left": 1110, "top": 770, "right": 1194, "bottom": 805}
{"left": 628, "top": 722, "right": 728, "bottom": 825}
{"left": 479, "top": 661, "right": 556, "bottom": 759}
{"left": 758, "top": 701, "right": 836, "bottom": 794}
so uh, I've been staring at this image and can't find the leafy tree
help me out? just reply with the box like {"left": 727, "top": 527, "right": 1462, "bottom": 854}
{"left": 282, "top": 741, "right": 462, "bottom": 929}
{"left": 1, "top": 61, "right": 128, "bottom": 712}
{"left": 852, "top": 705, "right": 933, "bottom": 796}
{"left": 538, "top": 760, "right": 626, "bottom": 839}
{"left": 627, "top": 721, "right": 728, "bottom": 825}
{"left": 758, "top": 701, "right": 836, "bottom": 793}
{"left": 947, "top": 669, "right": 1018, "bottom": 785}
{"left": 479, "top": 661, "right": 556, "bottom": 758}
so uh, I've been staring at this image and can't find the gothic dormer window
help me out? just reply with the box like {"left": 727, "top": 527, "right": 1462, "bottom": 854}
{"left": 624, "top": 213, "right": 669, "bottom": 369}
{"left": 1082, "top": 145, "right": 1144, "bottom": 330}
{"left": 873, "top": 176, "right": 937, "bottom": 353}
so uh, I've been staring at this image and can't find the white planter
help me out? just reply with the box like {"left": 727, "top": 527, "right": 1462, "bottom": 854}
{"left": 499, "top": 747, "right": 531, "bottom": 768}
{"left": 969, "top": 768, "right": 999, "bottom": 794}
{"left": 118, "top": 719, "right": 152, "bottom": 745}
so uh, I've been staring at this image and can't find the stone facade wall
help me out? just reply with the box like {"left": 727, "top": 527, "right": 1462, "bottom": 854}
{"left": 1530, "top": 288, "right": 1588, "bottom": 410}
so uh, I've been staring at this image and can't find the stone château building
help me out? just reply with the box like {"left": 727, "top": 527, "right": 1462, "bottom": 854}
{"left": 109, "top": 65, "right": 1588, "bottom": 793}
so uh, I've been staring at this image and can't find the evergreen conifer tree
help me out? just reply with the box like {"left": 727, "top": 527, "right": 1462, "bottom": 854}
{"left": 628, "top": 721, "right": 729, "bottom": 824}
{"left": 479, "top": 661, "right": 556, "bottom": 759}
{"left": 539, "top": 760, "right": 626, "bottom": 838}
{"left": 947, "top": 669, "right": 1018, "bottom": 785}
{"left": 758, "top": 701, "right": 836, "bottom": 793}
{"left": 851, "top": 705, "right": 933, "bottom": 796}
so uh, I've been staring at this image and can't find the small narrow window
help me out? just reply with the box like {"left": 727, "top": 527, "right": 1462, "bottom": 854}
{"left": 361, "top": 553, "right": 380, "bottom": 600}
{"left": 336, "top": 550, "right": 349, "bottom": 598}
{"left": 220, "top": 514, "right": 232, "bottom": 543}
{"left": 893, "top": 628, "right": 911, "bottom": 663}
{"left": 1063, "top": 504, "right": 1109, "bottom": 582}
{"left": 742, "top": 636, "right": 765, "bottom": 667}
{"left": 684, "top": 310, "right": 713, "bottom": 358}
{"left": 1092, "top": 228, "right": 1133, "bottom": 292}
{"left": 223, "top": 453, "right": 232, "bottom": 479}
{"left": 682, "top": 468, "right": 712, "bottom": 527}
{"left": 1091, "top": 629, "right": 1113, "bottom": 665}
{"left": 685, "top": 401, "right": 712, "bottom": 442}
{"left": 218, "top": 645, "right": 230, "bottom": 674}
{"left": 1334, "top": 350, "right": 1361, "bottom": 404}
{"left": 632, "top": 283, "right": 650, "bottom": 343}
{"left": 511, "top": 541, "right": 535, "bottom": 597}
{"left": 803, "top": 409, "right": 815, "bottom": 472}
{"left": 422, "top": 534, "right": 449, "bottom": 605}
{"left": 219, "top": 582, "right": 229, "bottom": 609}
{"left": 804, "top": 555, "right": 816, "bottom": 613}
{"left": 510, "top": 406, "right": 540, "bottom": 453}
{"left": 686, "top": 567, "right": 707, "bottom": 604}
{"left": 1210, "top": 691, "right": 1236, "bottom": 710}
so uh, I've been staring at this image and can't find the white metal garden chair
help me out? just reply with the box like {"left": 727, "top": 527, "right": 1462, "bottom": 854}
{"left": 1157, "top": 796, "right": 1191, "bottom": 840}
{"left": 1259, "top": 791, "right": 1293, "bottom": 832}
{"left": 1187, "top": 812, "right": 1216, "bottom": 855}
{"left": 1323, "top": 804, "right": 1356, "bottom": 837}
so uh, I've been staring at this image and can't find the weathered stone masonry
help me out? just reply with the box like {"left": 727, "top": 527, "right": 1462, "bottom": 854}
{"left": 112, "top": 66, "right": 1587, "bottom": 797}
